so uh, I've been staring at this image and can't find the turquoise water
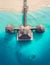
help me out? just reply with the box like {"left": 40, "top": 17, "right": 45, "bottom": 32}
{"left": 0, "top": 7, "right": 50, "bottom": 65}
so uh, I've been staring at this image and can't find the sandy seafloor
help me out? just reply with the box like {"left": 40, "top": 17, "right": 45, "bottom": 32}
{"left": 0, "top": 7, "right": 50, "bottom": 65}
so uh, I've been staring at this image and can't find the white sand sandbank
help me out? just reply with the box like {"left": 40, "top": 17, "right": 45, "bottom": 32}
{"left": 0, "top": 0, "right": 50, "bottom": 12}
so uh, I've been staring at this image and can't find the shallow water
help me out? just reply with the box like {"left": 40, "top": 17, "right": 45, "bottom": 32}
{"left": 0, "top": 7, "right": 50, "bottom": 65}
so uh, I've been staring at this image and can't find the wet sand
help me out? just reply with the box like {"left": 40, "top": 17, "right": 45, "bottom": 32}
{"left": 0, "top": 0, "right": 50, "bottom": 12}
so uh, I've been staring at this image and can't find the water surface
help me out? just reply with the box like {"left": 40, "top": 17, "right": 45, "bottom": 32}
{"left": 0, "top": 7, "right": 50, "bottom": 65}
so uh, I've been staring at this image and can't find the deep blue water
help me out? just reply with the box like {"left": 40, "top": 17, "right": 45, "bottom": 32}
{"left": 0, "top": 7, "right": 50, "bottom": 65}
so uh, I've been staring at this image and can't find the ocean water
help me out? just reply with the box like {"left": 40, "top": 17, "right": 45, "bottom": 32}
{"left": 0, "top": 7, "right": 50, "bottom": 65}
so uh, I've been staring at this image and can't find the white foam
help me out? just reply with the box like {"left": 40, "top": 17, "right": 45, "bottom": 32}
{"left": 47, "top": 5, "right": 50, "bottom": 7}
